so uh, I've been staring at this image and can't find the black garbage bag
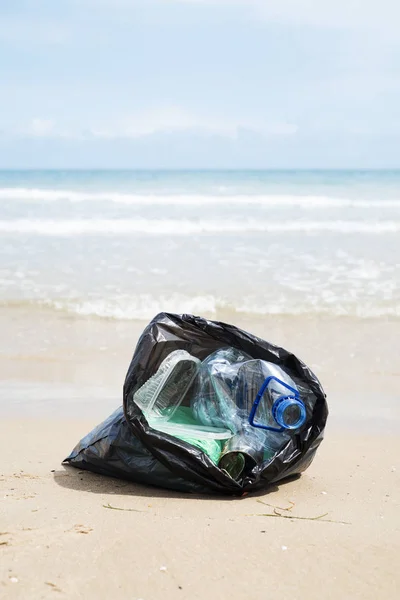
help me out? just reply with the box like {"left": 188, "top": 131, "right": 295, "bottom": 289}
{"left": 65, "top": 312, "right": 328, "bottom": 495}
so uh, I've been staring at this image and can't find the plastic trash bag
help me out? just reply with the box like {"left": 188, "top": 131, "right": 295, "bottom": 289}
{"left": 64, "top": 312, "right": 328, "bottom": 495}
{"left": 65, "top": 407, "right": 212, "bottom": 494}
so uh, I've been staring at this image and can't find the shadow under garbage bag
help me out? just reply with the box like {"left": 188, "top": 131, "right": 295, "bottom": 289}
{"left": 63, "top": 313, "right": 328, "bottom": 496}
{"left": 53, "top": 465, "right": 301, "bottom": 500}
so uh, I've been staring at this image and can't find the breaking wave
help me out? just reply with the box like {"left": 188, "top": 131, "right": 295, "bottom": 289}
{"left": 1, "top": 187, "right": 400, "bottom": 208}
{"left": 1, "top": 218, "right": 399, "bottom": 235}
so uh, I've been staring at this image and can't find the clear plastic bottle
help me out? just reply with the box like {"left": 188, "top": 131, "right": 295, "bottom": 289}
{"left": 233, "top": 360, "right": 307, "bottom": 432}
{"left": 192, "top": 349, "right": 306, "bottom": 433}
{"left": 191, "top": 348, "right": 308, "bottom": 480}
{"left": 191, "top": 347, "right": 251, "bottom": 432}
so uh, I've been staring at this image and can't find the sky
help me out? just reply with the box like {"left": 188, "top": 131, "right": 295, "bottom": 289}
{"left": 0, "top": 0, "right": 399, "bottom": 168}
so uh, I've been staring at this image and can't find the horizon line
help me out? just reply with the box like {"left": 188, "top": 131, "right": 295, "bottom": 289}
{"left": 1, "top": 167, "right": 400, "bottom": 172}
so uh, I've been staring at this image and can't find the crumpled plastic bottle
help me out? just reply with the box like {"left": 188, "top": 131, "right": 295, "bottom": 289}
{"left": 191, "top": 347, "right": 308, "bottom": 480}
{"left": 191, "top": 347, "right": 251, "bottom": 432}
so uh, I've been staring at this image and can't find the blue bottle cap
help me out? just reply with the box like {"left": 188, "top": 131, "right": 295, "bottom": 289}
{"left": 273, "top": 396, "right": 307, "bottom": 430}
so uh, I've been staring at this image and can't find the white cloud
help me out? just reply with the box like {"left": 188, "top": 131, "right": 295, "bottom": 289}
{"left": 93, "top": 107, "right": 208, "bottom": 138}
{"left": 89, "top": 107, "right": 298, "bottom": 139}
{"left": 7, "top": 109, "right": 297, "bottom": 141}
{"left": 28, "top": 119, "right": 56, "bottom": 137}
{"left": 167, "top": 0, "right": 400, "bottom": 30}
{"left": 13, "top": 119, "right": 80, "bottom": 140}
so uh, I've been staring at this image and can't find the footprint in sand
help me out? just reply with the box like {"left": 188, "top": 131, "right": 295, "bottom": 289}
{"left": 70, "top": 524, "right": 93, "bottom": 535}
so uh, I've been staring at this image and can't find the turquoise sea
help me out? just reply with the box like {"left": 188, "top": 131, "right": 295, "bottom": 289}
{"left": 0, "top": 169, "right": 399, "bottom": 320}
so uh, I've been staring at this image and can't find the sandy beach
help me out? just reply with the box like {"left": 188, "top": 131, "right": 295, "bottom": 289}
{"left": 1, "top": 419, "right": 399, "bottom": 600}
{"left": 2, "top": 1, "right": 400, "bottom": 594}
{"left": 1, "top": 309, "right": 400, "bottom": 599}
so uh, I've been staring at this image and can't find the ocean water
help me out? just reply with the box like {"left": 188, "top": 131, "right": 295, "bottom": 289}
{"left": 1, "top": 169, "right": 399, "bottom": 320}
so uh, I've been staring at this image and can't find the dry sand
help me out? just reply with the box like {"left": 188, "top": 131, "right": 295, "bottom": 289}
{"left": 1, "top": 419, "right": 399, "bottom": 600}
{"left": 1, "top": 308, "right": 400, "bottom": 599}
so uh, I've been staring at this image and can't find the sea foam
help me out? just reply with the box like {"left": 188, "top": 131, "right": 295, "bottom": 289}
{"left": 0, "top": 218, "right": 399, "bottom": 235}
{"left": 1, "top": 187, "right": 400, "bottom": 208}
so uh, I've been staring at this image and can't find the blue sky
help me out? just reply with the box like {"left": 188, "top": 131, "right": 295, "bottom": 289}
{"left": 0, "top": 0, "right": 399, "bottom": 168}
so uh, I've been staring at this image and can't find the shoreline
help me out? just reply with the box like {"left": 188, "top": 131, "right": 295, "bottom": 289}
{"left": 1, "top": 305, "right": 399, "bottom": 425}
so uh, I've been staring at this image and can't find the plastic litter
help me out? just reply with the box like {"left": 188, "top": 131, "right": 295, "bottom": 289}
{"left": 134, "top": 349, "right": 200, "bottom": 420}
{"left": 64, "top": 312, "right": 328, "bottom": 495}
{"left": 149, "top": 407, "right": 231, "bottom": 464}
{"left": 190, "top": 348, "right": 311, "bottom": 479}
